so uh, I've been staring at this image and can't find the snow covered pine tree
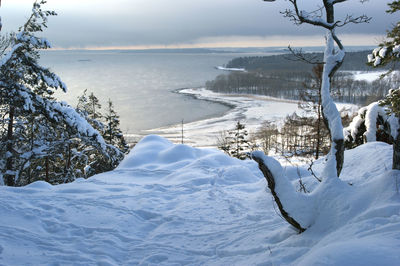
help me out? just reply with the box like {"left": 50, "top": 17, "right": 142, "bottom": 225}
{"left": 368, "top": 0, "right": 400, "bottom": 170}
{"left": 0, "top": 1, "right": 123, "bottom": 186}
{"left": 252, "top": 0, "right": 370, "bottom": 232}
{"left": 76, "top": 91, "right": 128, "bottom": 175}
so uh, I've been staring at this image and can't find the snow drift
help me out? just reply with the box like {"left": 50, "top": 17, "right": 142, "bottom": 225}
{"left": 0, "top": 135, "right": 399, "bottom": 265}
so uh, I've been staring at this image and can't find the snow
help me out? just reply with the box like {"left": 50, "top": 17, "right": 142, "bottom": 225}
{"left": 344, "top": 108, "right": 365, "bottom": 141}
{"left": 394, "top": 45, "right": 400, "bottom": 54}
{"left": 368, "top": 45, "right": 399, "bottom": 67}
{"left": 344, "top": 101, "right": 400, "bottom": 142}
{"left": 216, "top": 66, "right": 247, "bottom": 72}
{"left": 351, "top": 71, "right": 388, "bottom": 82}
{"left": 0, "top": 136, "right": 399, "bottom": 265}
{"left": 321, "top": 31, "right": 344, "bottom": 142}
{"left": 0, "top": 43, "right": 23, "bottom": 67}
{"left": 252, "top": 151, "right": 314, "bottom": 228}
{"left": 143, "top": 88, "right": 355, "bottom": 148}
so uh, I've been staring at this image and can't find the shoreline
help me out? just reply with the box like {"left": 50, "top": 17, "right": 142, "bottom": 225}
{"left": 141, "top": 88, "right": 303, "bottom": 148}
{"left": 128, "top": 88, "right": 357, "bottom": 148}
{"left": 172, "top": 87, "right": 236, "bottom": 110}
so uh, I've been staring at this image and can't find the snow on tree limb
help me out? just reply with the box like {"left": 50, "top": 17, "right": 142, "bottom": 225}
{"left": 0, "top": 0, "right": 124, "bottom": 186}
{"left": 344, "top": 101, "right": 400, "bottom": 144}
{"left": 368, "top": 2, "right": 400, "bottom": 69}
{"left": 364, "top": 102, "right": 387, "bottom": 142}
{"left": 251, "top": 151, "right": 311, "bottom": 232}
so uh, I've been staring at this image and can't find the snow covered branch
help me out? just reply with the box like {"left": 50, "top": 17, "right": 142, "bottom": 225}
{"left": 252, "top": 151, "right": 309, "bottom": 233}
{"left": 282, "top": 1, "right": 333, "bottom": 29}
{"left": 368, "top": 2, "right": 400, "bottom": 69}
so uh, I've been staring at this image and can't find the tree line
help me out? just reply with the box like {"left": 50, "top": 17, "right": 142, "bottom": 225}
{"left": 206, "top": 69, "right": 399, "bottom": 105}
{"left": 225, "top": 51, "right": 384, "bottom": 72}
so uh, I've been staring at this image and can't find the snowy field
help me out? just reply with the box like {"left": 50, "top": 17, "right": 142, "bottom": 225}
{"left": 346, "top": 70, "right": 398, "bottom": 82}
{"left": 145, "top": 88, "right": 356, "bottom": 148}
{"left": 0, "top": 135, "right": 399, "bottom": 265}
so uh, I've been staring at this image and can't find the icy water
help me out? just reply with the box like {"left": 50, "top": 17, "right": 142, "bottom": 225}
{"left": 40, "top": 50, "right": 260, "bottom": 134}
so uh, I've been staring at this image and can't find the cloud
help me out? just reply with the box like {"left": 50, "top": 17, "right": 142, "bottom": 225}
{"left": 1, "top": 0, "right": 396, "bottom": 48}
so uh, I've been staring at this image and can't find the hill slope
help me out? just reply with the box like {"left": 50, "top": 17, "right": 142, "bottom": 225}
{"left": 0, "top": 135, "right": 399, "bottom": 265}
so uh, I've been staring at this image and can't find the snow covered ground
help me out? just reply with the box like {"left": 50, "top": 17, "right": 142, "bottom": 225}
{"left": 145, "top": 88, "right": 356, "bottom": 148}
{"left": 215, "top": 66, "right": 247, "bottom": 72}
{"left": 347, "top": 70, "right": 398, "bottom": 82}
{"left": 0, "top": 135, "right": 399, "bottom": 265}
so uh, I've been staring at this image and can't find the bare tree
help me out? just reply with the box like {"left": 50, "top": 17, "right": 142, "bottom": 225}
{"left": 252, "top": 0, "right": 370, "bottom": 233}
{"left": 281, "top": 0, "right": 369, "bottom": 177}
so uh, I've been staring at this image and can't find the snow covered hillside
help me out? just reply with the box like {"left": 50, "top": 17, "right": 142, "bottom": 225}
{"left": 0, "top": 135, "right": 399, "bottom": 265}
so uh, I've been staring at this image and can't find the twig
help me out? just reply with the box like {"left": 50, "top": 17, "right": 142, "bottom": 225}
{"left": 284, "top": 46, "right": 324, "bottom": 65}
{"left": 308, "top": 160, "right": 322, "bottom": 182}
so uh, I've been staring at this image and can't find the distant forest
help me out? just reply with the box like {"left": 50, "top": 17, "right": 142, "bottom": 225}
{"left": 225, "top": 51, "right": 378, "bottom": 72}
{"left": 206, "top": 51, "right": 399, "bottom": 105}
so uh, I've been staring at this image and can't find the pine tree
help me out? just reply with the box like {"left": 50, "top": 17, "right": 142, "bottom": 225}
{"left": 0, "top": 1, "right": 64, "bottom": 185}
{"left": 218, "top": 121, "right": 251, "bottom": 160}
{"left": 368, "top": 1, "right": 400, "bottom": 169}
{"left": 368, "top": 1, "right": 400, "bottom": 69}
{"left": 75, "top": 91, "right": 128, "bottom": 176}
{"left": 77, "top": 89, "right": 104, "bottom": 133}
{"left": 104, "top": 99, "right": 129, "bottom": 154}
{"left": 0, "top": 1, "right": 123, "bottom": 186}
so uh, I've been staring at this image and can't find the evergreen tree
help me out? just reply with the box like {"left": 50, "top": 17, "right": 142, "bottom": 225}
{"left": 76, "top": 89, "right": 104, "bottom": 133}
{"left": 218, "top": 121, "right": 251, "bottom": 160}
{"left": 368, "top": 1, "right": 400, "bottom": 69}
{"left": 0, "top": 1, "right": 123, "bottom": 186}
{"left": 103, "top": 99, "right": 129, "bottom": 154}
{"left": 75, "top": 91, "right": 128, "bottom": 176}
{"left": 368, "top": 1, "right": 400, "bottom": 169}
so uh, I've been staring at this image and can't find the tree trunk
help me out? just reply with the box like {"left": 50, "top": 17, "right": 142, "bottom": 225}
{"left": 4, "top": 106, "right": 15, "bottom": 186}
{"left": 393, "top": 124, "right": 400, "bottom": 170}
{"left": 320, "top": 31, "right": 345, "bottom": 178}
{"left": 45, "top": 156, "right": 49, "bottom": 182}
{"left": 252, "top": 152, "right": 306, "bottom": 233}
{"left": 316, "top": 104, "right": 321, "bottom": 160}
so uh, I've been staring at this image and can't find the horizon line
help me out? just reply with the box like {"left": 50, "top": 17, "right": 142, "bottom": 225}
{"left": 48, "top": 44, "right": 376, "bottom": 52}
{"left": 47, "top": 33, "right": 383, "bottom": 51}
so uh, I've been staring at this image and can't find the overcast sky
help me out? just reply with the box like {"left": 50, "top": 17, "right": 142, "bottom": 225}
{"left": 1, "top": 0, "right": 396, "bottom": 49}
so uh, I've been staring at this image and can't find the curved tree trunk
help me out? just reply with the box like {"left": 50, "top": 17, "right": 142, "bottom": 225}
{"left": 252, "top": 152, "right": 306, "bottom": 233}
{"left": 320, "top": 31, "right": 345, "bottom": 178}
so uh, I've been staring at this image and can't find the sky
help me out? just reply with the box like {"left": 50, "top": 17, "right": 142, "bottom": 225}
{"left": 0, "top": 0, "right": 396, "bottom": 49}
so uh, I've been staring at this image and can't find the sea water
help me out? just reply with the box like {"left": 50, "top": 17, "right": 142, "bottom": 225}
{"left": 40, "top": 50, "right": 254, "bottom": 134}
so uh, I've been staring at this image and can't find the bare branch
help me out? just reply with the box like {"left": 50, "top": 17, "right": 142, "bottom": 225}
{"left": 283, "top": 0, "right": 334, "bottom": 29}
{"left": 285, "top": 46, "right": 325, "bottom": 65}
{"left": 280, "top": 0, "right": 370, "bottom": 33}
{"left": 335, "top": 14, "right": 371, "bottom": 27}
{"left": 332, "top": 0, "right": 348, "bottom": 4}
{"left": 308, "top": 161, "right": 322, "bottom": 182}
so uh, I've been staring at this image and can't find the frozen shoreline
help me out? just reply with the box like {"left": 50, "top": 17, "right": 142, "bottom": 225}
{"left": 140, "top": 88, "right": 358, "bottom": 148}
{"left": 126, "top": 70, "right": 388, "bottom": 147}
{"left": 138, "top": 89, "right": 295, "bottom": 147}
